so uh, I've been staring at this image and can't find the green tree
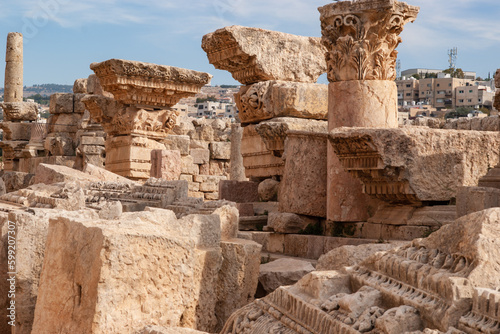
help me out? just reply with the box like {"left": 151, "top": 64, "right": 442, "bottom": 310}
{"left": 411, "top": 73, "right": 421, "bottom": 80}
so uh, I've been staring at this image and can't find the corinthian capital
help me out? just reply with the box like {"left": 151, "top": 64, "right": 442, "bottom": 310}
{"left": 319, "top": 0, "right": 419, "bottom": 82}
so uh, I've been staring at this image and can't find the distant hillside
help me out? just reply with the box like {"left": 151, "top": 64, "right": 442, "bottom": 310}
{"left": 0, "top": 83, "right": 73, "bottom": 97}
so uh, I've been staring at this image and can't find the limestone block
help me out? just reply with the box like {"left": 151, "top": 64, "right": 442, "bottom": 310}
{"left": 150, "top": 150, "right": 182, "bottom": 181}
{"left": 44, "top": 134, "right": 75, "bottom": 156}
{"left": 0, "top": 171, "right": 34, "bottom": 193}
{"left": 259, "top": 258, "right": 315, "bottom": 294}
{"left": 90, "top": 59, "right": 212, "bottom": 107}
{"left": 216, "top": 239, "right": 262, "bottom": 331}
{"left": 213, "top": 205, "right": 239, "bottom": 240}
{"left": 86, "top": 74, "right": 113, "bottom": 97}
{"left": 338, "top": 286, "right": 384, "bottom": 318}
{"left": 98, "top": 201, "right": 123, "bottom": 220}
{"left": 236, "top": 203, "right": 254, "bottom": 217}
{"left": 73, "top": 78, "right": 88, "bottom": 94}
{"left": 219, "top": 180, "right": 259, "bottom": 203}
{"left": 73, "top": 93, "right": 88, "bottom": 114}
{"left": 330, "top": 127, "right": 500, "bottom": 203}
{"left": 80, "top": 136, "right": 105, "bottom": 146}
{"left": 280, "top": 131, "right": 328, "bottom": 218}
{"left": 32, "top": 209, "right": 223, "bottom": 334}
{"left": 181, "top": 155, "right": 200, "bottom": 176}
{"left": 82, "top": 164, "right": 137, "bottom": 184}
{"left": 230, "top": 124, "right": 247, "bottom": 181}
{"left": 0, "top": 179, "right": 5, "bottom": 196}
{"left": 235, "top": 81, "right": 328, "bottom": 124}
{"left": 480, "top": 115, "right": 500, "bottom": 131}
{"left": 241, "top": 125, "right": 284, "bottom": 178}
{"left": 375, "top": 306, "right": 424, "bottom": 334}
{"left": 140, "top": 326, "right": 209, "bottom": 334}
{"left": 289, "top": 270, "right": 352, "bottom": 301}
{"left": 33, "top": 163, "right": 101, "bottom": 185}
{"left": 162, "top": 135, "right": 190, "bottom": 155}
{"left": 407, "top": 206, "right": 456, "bottom": 227}
{"left": 209, "top": 161, "right": 229, "bottom": 176}
{"left": 50, "top": 93, "right": 74, "bottom": 114}
{"left": 4, "top": 33, "right": 23, "bottom": 103}
{"left": 0, "top": 102, "right": 38, "bottom": 121}
{"left": 316, "top": 243, "right": 399, "bottom": 271}
{"left": 283, "top": 234, "right": 326, "bottom": 259}
{"left": 190, "top": 148, "right": 210, "bottom": 165}
{"left": 0, "top": 122, "right": 32, "bottom": 141}
{"left": 258, "top": 178, "right": 279, "bottom": 202}
{"left": 328, "top": 80, "right": 398, "bottom": 129}
{"left": 202, "top": 26, "right": 326, "bottom": 85}
{"left": 199, "top": 182, "right": 217, "bottom": 192}
{"left": 267, "top": 212, "right": 317, "bottom": 234}
{"left": 368, "top": 205, "right": 416, "bottom": 226}
{"left": 210, "top": 141, "right": 231, "bottom": 160}
{"left": 456, "top": 186, "right": 500, "bottom": 218}
{"left": 46, "top": 113, "right": 81, "bottom": 132}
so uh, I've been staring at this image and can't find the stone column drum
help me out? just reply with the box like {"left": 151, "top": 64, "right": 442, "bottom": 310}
{"left": 319, "top": 0, "right": 419, "bottom": 221}
{"left": 4, "top": 32, "right": 23, "bottom": 103}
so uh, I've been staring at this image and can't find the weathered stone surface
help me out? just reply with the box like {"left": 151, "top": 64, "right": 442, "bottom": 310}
{"left": 319, "top": 0, "right": 419, "bottom": 82}
{"left": 210, "top": 141, "right": 231, "bottom": 160}
{"left": 82, "top": 163, "right": 137, "bottom": 184}
{"left": 258, "top": 178, "right": 279, "bottom": 202}
{"left": 0, "top": 171, "right": 34, "bottom": 193}
{"left": 50, "top": 93, "right": 74, "bottom": 114}
{"left": 190, "top": 148, "right": 210, "bottom": 165}
{"left": 329, "top": 80, "right": 398, "bottom": 129}
{"left": 86, "top": 74, "right": 113, "bottom": 98}
{"left": 259, "top": 258, "right": 315, "bottom": 294}
{"left": 90, "top": 59, "right": 212, "bottom": 107}
{"left": 0, "top": 102, "right": 38, "bottom": 121}
{"left": 330, "top": 127, "right": 500, "bottom": 203}
{"left": 73, "top": 78, "right": 88, "bottom": 94}
{"left": 32, "top": 208, "right": 223, "bottom": 333}
{"left": 33, "top": 163, "right": 100, "bottom": 185}
{"left": 150, "top": 150, "right": 182, "bottom": 181}
{"left": 0, "top": 122, "right": 32, "bottom": 141}
{"left": 202, "top": 26, "right": 326, "bottom": 85}
{"left": 267, "top": 212, "right": 317, "bottom": 234}
{"left": 317, "top": 243, "right": 400, "bottom": 271}
{"left": 235, "top": 81, "right": 328, "bottom": 124}
{"left": 213, "top": 205, "right": 239, "bottom": 240}
{"left": 241, "top": 124, "right": 285, "bottom": 178}
{"left": 229, "top": 124, "right": 247, "bottom": 181}
{"left": 219, "top": 180, "right": 259, "bottom": 203}
{"left": 457, "top": 186, "right": 500, "bottom": 218}
{"left": 98, "top": 201, "right": 123, "bottom": 220}
{"left": 375, "top": 306, "right": 424, "bottom": 334}
{"left": 140, "top": 326, "right": 209, "bottom": 334}
{"left": 4, "top": 32, "right": 23, "bottom": 103}
{"left": 216, "top": 239, "right": 262, "bottom": 331}
{"left": 280, "top": 131, "right": 328, "bottom": 218}
{"left": 162, "top": 135, "right": 190, "bottom": 156}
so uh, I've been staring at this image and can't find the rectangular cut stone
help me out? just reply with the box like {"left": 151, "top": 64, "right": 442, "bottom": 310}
{"left": 190, "top": 148, "right": 210, "bottom": 165}
{"left": 0, "top": 102, "right": 38, "bottom": 121}
{"left": 0, "top": 122, "right": 32, "bottom": 141}
{"left": 202, "top": 26, "right": 326, "bottom": 85}
{"left": 210, "top": 142, "right": 231, "bottom": 160}
{"left": 81, "top": 136, "right": 106, "bottom": 146}
{"left": 280, "top": 131, "right": 328, "bottom": 218}
{"left": 106, "top": 135, "right": 165, "bottom": 180}
{"left": 162, "top": 135, "right": 190, "bottom": 155}
{"left": 219, "top": 180, "right": 259, "bottom": 203}
{"left": 90, "top": 59, "right": 212, "bottom": 107}
{"left": 150, "top": 150, "right": 182, "bottom": 181}
{"left": 50, "top": 93, "right": 74, "bottom": 114}
{"left": 241, "top": 125, "right": 284, "bottom": 179}
{"left": 236, "top": 81, "right": 328, "bottom": 124}
{"left": 457, "top": 186, "right": 500, "bottom": 218}
{"left": 330, "top": 127, "right": 500, "bottom": 203}
{"left": 31, "top": 209, "right": 224, "bottom": 333}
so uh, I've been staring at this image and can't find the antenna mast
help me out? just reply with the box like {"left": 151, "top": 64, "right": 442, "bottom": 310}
{"left": 396, "top": 59, "right": 401, "bottom": 79}
{"left": 448, "top": 47, "right": 458, "bottom": 71}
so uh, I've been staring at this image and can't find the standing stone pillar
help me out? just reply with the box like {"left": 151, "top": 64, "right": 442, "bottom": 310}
{"left": 319, "top": 0, "right": 419, "bottom": 221}
{"left": 4, "top": 32, "right": 23, "bottom": 102}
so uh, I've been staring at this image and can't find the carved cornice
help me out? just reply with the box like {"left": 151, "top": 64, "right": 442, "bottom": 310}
{"left": 90, "top": 59, "right": 212, "bottom": 107}
{"left": 319, "top": 0, "right": 419, "bottom": 82}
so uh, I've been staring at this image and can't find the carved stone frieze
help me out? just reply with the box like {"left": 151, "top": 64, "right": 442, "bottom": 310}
{"left": 90, "top": 59, "right": 212, "bottom": 107}
{"left": 202, "top": 26, "right": 327, "bottom": 85}
{"left": 319, "top": 0, "right": 419, "bottom": 82}
{"left": 82, "top": 95, "right": 178, "bottom": 140}
{"left": 329, "top": 127, "right": 500, "bottom": 204}
{"left": 0, "top": 102, "right": 38, "bottom": 121}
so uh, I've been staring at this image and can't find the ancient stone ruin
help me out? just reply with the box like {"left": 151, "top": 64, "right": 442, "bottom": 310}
{"left": 0, "top": 0, "right": 500, "bottom": 333}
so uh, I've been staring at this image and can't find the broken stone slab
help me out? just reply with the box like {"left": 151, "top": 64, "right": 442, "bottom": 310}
{"left": 150, "top": 150, "right": 182, "bottom": 181}
{"left": 73, "top": 78, "right": 88, "bottom": 94}
{"left": 90, "top": 59, "right": 212, "bottom": 107}
{"left": 82, "top": 163, "right": 137, "bottom": 184}
{"left": 329, "top": 127, "right": 500, "bottom": 203}
{"left": 279, "top": 131, "right": 328, "bottom": 218}
{"left": 216, "top": 238, "right": 262, "bottom": 331}
{"left": 202, "top": 26, "right": 326, "bottom": 85}
{"left": 218, "top": 180, "right": 259, "bottom": 203}
{"left": 0, "top": 122, "right": 32, "bottom": 141}
{"left": 0, "top": 171, "right": 34, "bottom": 193}
{"left": 50, "top": 93, "right": 75, "bottom": 114}
{"left": 267, "top": 212, "right": 318, "bottom": 234}
{"left": 255, "top": 118, "right": 328, "bottom": 156}
{"left": 316, "top": 243, "right": 401, "bottom": 271}
{"left": 32, "top": 208, "right": 223, "bottom": 333}
{"left": 32, "top": 163, "right": 101, "bottom": 185}
{"left": 235, "top": 81, "right": 328, "bottom": 124}
{"left": 259, "top": 258, "right": 315, "bottom": 295}
{"left": 0, "top": 102, "right": 38, "bottom": 121}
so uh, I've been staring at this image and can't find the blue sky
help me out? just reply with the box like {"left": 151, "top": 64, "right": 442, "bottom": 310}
{"left": 0, "top": 0, "right": 499, "bottom": 87}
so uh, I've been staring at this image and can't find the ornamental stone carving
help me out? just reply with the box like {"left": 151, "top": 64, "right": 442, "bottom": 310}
{"left": 319, "top": 0, "right": 419, "bottom": 82}
{"left": 202, "top": 26, "right": 327, "bottom": 85}
{"left": 90, "top": 59, "right": 212, "bottom": 107}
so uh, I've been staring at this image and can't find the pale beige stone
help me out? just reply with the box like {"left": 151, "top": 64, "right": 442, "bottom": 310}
{"left": 202, "top": 26, "right": 326, "bottom": 85}
{"left": 73, "top": 78, "right": 88, "bottom": 94}
{"left": 4, "top": 32, "right": 23, "bottom": 103}
{"left": 50, "top": 93, "right": 74, "bottom": 114}
{"left": 259, "top": 258, "right": 315, "bottom": 294}
{"left": 375, "top": 306, "right": 424, "bottom": 334}
{"left": 140, "top": 326, "right": 209, "bottom": 334}
{"left": 82, "top": 163, "right": 137, "bottom": 184}
{"left": 90, "top": 59, "right": 212, "bottom": 107}
{"left": 241, "top": 125, "right": 284, "bottom": 178}
{"left": 33, "top": 163, "right": 101, "bottom": 185}
{"left": 258, "top": 178, "right": 279, "bottom": 202}
{"left": 235, "top": 81, "right": 328, "bottom": 124}
{"left": 209, "top": 141, "right": 231, "bottom": 160}
{"left": 329, "top": 80, "right": 398, "bottom": 128}
{"left": 319, "top": 0, "right": 419, "bottom": 82}
{"left": 150, "top": 150, "right": 182, "bottom": 181}
{"left": 32, "top": 208, "right": 223, "bottom": 333}
{"left": 216, "top": 239, "right": 262, "bottom": 331}
{"left": 330, "top": 127, "right": 500, "bottom": 203}
{"left": 229, "top": 124, "right": 247, "bottom": 181}
{"left": 162, "top": 135, "right": 190, "bottom": 155}
{"left": 213, "top": 205, "right": 239, "bottom": 240}
{"left": 98, "top": 201, "right": 122, "bottom": 220}
{"left": 267, "top": 212, "right": 317, "bottom": 234}
{"left": 190, "top": 148, "right": 210, "bottom": 165}
{"left": 457, "top": 186, "right": 500, "bottom": 218}
{"left": 0, "top": 102, "right": 38, "bottom": 121}
{"left": 316, "top": 243, "right": 399, "bottom": 271}
{"left": 0, "top": 122, "right": 32, "bottom": 141}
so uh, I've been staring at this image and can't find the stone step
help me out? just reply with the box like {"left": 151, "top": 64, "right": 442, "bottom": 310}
{"left": 239, "top": 216, "right": 268, "bottom": 231}
{"left": 261, "top": 251, "right": 317, "bottom": 268}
